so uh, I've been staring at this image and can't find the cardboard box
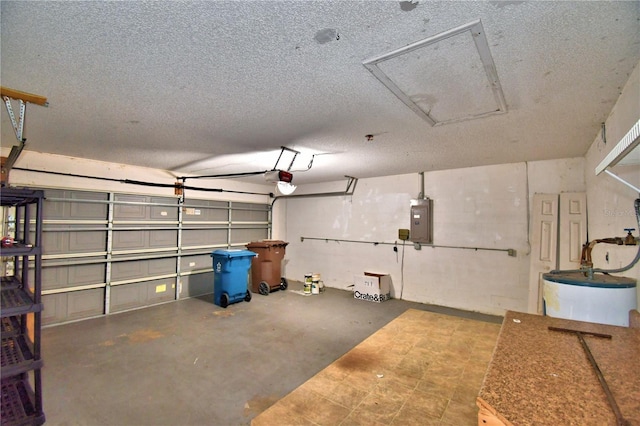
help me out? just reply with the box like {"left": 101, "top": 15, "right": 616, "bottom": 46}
{"left": 353, "top": 272, "right": 391, "bottom": 303}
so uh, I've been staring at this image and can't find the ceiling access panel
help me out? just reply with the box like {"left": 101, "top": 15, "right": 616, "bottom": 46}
{"left": 363, "top": 19, "right": 507, "bottom": 126}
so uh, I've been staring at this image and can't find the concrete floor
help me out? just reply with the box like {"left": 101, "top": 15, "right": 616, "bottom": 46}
{"left": 41, "top": 283, "right": 501, "bottom": 425}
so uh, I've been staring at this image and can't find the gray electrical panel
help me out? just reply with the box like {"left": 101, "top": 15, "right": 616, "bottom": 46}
{"left": 410, "top": 198, "right": 433, "bottom": 244}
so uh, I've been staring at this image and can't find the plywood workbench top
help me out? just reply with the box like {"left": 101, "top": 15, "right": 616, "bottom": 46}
{"left": 477, "top": 311, "right": 640, "bottom": 425}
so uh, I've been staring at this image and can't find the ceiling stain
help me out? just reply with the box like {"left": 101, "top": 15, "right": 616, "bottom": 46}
{"left": 314, "top": 28, "right": 338, "bottom": 44}
{"left": 399, "top": 1, "right": 419, "bottom": 12}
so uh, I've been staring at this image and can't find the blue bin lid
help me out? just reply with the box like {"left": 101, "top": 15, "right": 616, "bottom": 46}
{"left": 211, "top": 249, "right": 257, "bottom": 258}
{"left": 542, "top": 271, "right": 636, "bottom": 288}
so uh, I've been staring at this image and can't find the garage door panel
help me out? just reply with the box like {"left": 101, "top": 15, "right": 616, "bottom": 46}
{"left": 42, "top": 232, "right": 67, "bottom": 255}
{"left": 182, "top": 208, "right": 228, "bottom": 222}
{"left": 146, "top": 279, "right": 175, "bottom": 304}
{"left": 42, "top": 230, "right": 106, "bottom": 255}
{"left": 180, "top": 273, "right": 213, "bottom": 298}
{"left": 149, "top": 230, "right": 177, "bottom": 248}
{"left": 112, "top": 230, "right": 146, "bottom": 250}
{"left": 231, "top": 228, "right": 268, "bottom": 244}
{"left": 42, "top": 289, "right": 104, "bottom": 325}
{"left": 113, "top": 229, "right": 177, "bottom": 250}
{"left": 67, "top": 263, "right": 105, "bottom": 286}
{"left": 110, "top": 283, "right": 145, "bottom": 313}
{"left": 149, "top": 258, "right": 177, "bottom": 275}
{"left": 111, "top": 260, "right": 146, "bottom": 282}
{"left": 41, "top": 266, "right": 68, "bottom": 291}
{"left": 111, "top": 258, "right": 176, "bottom": 281}
{"left": 43, "top": 195, "right": 66, "bottom": 218}
{"left": 182, "top": 200, "right": 228, "bottom": 222}
{"left": 150, "top": 197, "right": 178, "bottom": 220}
{"left": 43, "top": 190, "right": 108, "bottom": 220}
{"left": 68, "top": 192, "right": 108, "bottom": 219}
{"left": 70, "top": 231, "right": 106, "bottom": 253}
{"left": 67, "top": 289, "right": 104, "bottom": 320}
{"left": 232, "top": 203, "right": 269, "bottom": 222}
{"left": 110, "top": 280, "right": 175, "bottom": 313}
{"left": 114, "top": 195, "right": 178, "bottom": 221}
{"left": 180, "top": 254, "right": 212, "bottom": 273}
{"left": 114, "top": 195, "right": 147, "bottom": 219}
{"left": 42, "top": 293, "right": 67, "bottom": 325}
{"left": 41, "top": 264, "right": 104, "bottom": 289}
{"left": 182, "top": 228, "right": 227, "bottom": 247}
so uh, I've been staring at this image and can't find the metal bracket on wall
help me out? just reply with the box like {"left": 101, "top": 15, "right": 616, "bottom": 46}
{"left": 272, "top": 176, "right": 358, "bottom": 204}
{"left": 1, "top": 86, "right": 48, "bottom": 182}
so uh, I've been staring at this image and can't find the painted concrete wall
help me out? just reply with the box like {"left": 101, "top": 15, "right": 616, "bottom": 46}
{"left": 584, "top": 61, "right": 640, "bottom": 309}
{"left": 283, "top": 159, "right": 585, "bottom": 316}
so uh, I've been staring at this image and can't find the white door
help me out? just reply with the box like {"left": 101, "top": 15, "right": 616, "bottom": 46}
{"left": 528, "top": 194, "right": 559, "bottom": 314}
{"left": 528, "top": 192, "right": 588, "bottom": 314}
{"left": 558, "top": 193, "right": 588, "bottom": 270}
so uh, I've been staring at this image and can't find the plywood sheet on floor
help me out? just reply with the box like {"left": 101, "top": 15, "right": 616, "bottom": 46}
{"left": 251, "top": 308, "right": 500, "bottom": 425}
{"left": 478, "top": 311, "right": 640, "bottom": 425}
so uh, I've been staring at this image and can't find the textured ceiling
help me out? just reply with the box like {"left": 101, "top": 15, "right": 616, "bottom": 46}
{"left": 1, "top": 1, "right": 639, "bottom": 185}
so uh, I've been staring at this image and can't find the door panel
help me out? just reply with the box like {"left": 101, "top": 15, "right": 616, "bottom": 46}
{"left": 559, "top": 193, "right": 587, "bottom": 269}
{"left": 528, "top": 194, "right": 559, "bottom": 314}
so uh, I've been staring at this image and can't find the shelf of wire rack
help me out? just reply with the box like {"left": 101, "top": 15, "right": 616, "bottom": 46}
{"left": 0, "top": 187, "right": 45, "bottom": 426}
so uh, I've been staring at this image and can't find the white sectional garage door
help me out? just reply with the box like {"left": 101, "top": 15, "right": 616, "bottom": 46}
{"left": 36, "top": 189, "right": 270, "bottom": 325}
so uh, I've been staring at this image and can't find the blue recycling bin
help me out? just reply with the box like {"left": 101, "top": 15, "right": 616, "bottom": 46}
{"left": 211, "top": 249, "right": 257, "bottom": 308}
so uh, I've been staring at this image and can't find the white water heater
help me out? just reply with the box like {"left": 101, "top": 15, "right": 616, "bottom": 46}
{"left": 542, "top": 271, "right": 637, "bottom": 327}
